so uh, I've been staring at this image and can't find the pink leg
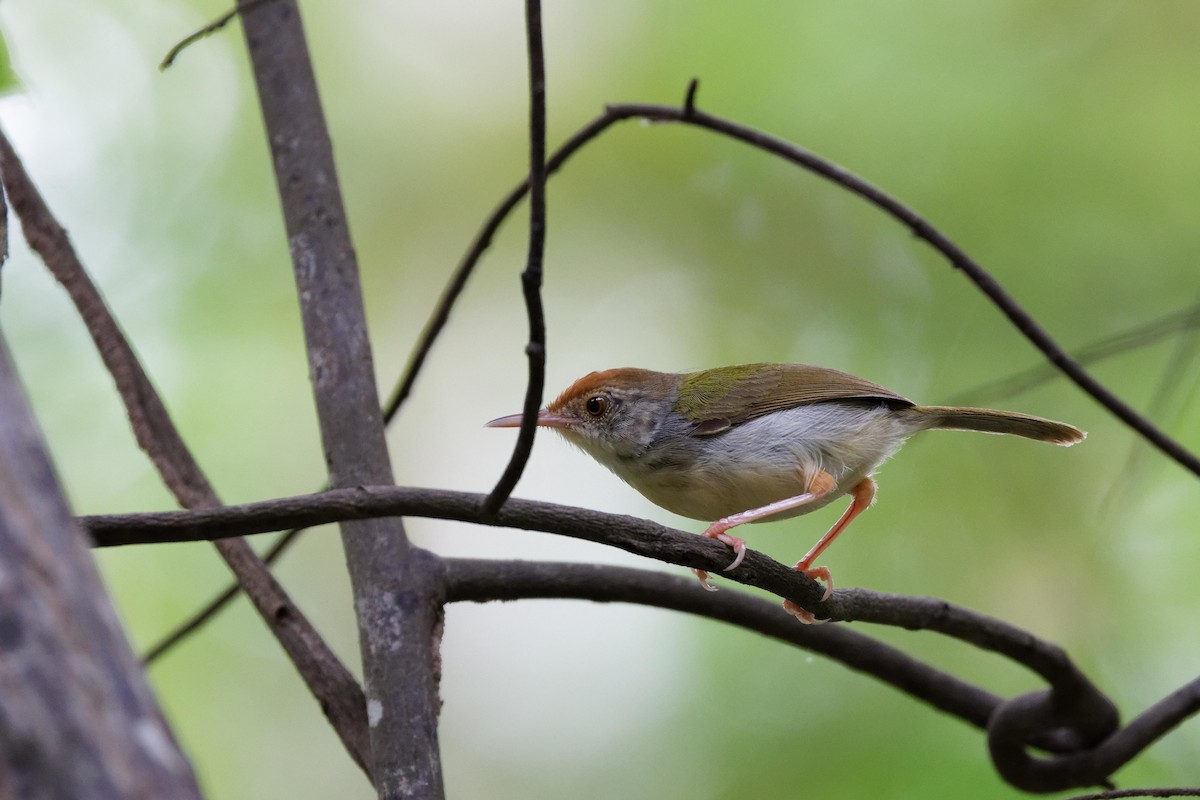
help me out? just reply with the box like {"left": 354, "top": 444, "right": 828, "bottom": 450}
{"left": 691, "top": 470, "right": 837, "bottom": 591}
{"left": 782, "top": 477, "right": 877, "bottom": 620}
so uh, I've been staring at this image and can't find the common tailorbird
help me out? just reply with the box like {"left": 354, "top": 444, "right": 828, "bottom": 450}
{"left": 487, "top": 362, "right": 1084, "bottom": 622}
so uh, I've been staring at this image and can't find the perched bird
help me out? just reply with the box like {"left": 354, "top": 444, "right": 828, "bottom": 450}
{"left": 487, "top": 363, "right": 1084, "bottom": 622}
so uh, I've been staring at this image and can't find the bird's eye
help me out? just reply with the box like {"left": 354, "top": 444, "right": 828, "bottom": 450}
{"left": 584, "top": 395, "right": 608, "bottom": 417}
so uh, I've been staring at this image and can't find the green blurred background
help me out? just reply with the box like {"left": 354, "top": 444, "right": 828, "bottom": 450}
{"left": 2, "top": 1, "right": 1199, "bottom": 797}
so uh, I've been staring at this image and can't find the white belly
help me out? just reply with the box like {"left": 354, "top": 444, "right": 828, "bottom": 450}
{"left": 616, "top": 404, "right": 919, "bottom": 521}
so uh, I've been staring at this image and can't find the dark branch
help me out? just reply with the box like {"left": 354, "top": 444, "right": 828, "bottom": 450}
{"left": 88, "top": 482, "right": 1185, "bottom": 786}
{"left": 75, "top": 485, "right": 1096, "bottom": 685}
{"left": 387, "top": 87, "right": 1200, "bottom": 485}
{"left": 602, "top": 95, "right": 1200, "bottom": 480}
{"left": 482, "top": 0, "right": 549, "bottom": 517}
{"left": 82, "top": 486, "right": 1199, "bottom": 790}
{"left": 444, "top": 558, "right": 1004, "bottom": 734}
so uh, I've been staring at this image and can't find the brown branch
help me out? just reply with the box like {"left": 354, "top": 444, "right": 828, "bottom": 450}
{"left": 482, "top": 0, "right": 549, "bottom": 518}
{"left": 0, "top": 125, "right": 372, "bottom": 777}
{"left": 239, "top": 2, "right": 443, "bottom": 794}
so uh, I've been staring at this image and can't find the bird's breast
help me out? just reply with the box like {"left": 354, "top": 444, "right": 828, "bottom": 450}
{"left": 611, "top": 403, "right": 918, "bottom": 521}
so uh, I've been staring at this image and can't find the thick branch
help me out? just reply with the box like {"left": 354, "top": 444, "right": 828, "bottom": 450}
{"left": 239, "top": 3, "right": 443, "bottom": 795}
{"left": 0, "top": 124, "right": 371, "bottom": 775}
{"left": 0, "top": 332, "right": 201, "bottom": 798}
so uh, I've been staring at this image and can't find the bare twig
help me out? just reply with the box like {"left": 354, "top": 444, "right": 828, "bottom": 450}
{"left": 159, "top": 0, "right": 275, "bottom": 70}
{"left": 1062, "top": 788, "right": 1200, "bottom": 800}
{"left": 482, "top": 0, "right": 549, "bottom": 518}
{"left": 0, "top": 125, "right": 373, "bottom": 777}
{"left": 239, "top": 2, "right": 443, "bottom": 794}
{"left": 952, "top": 302, "right": 1200, "bottom": 405}
{"left": 143, "top": 527, "right": 302, "bottom": 664}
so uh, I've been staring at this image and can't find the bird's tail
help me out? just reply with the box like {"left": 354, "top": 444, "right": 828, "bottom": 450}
{"left": 916, "top": 405, "right": 1085, "bottom": 446}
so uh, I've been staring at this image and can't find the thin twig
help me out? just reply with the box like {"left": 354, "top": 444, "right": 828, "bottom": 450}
{"left": 606, "top": 91, "right": 1200, "bottom": 479}
{"left": 382, "top": 112, "right": 619, "bottom": 423}
{"left": 142, "top": 527, "right": 302, "bottom": 664}
{"left": 1061, "top": 788, "right": 1200, "bottom": 800}
{"left": 159, "top": 0, "right": 275, "bottom": 70}
{"left": 386, "top": 84, "right": 1200, "bottom": 483}
{"left": 952, "top": 302, "right": 1200, "bottom": 405}
{"left": 482, "top": 0, "right": 549, "bottom": 518}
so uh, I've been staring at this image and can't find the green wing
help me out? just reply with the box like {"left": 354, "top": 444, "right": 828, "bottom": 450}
{"left": 675, "top": 363, "right": 913, "bottom": 434}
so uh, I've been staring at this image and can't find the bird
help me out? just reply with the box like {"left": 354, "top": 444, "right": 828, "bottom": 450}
{"left": 486, "top": 362, "right": 1084, "bottom": 622}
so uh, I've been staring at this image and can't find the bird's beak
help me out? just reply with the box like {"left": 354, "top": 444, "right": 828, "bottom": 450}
{"left": 484, "top": 409, "right": 574, "bottom": 430}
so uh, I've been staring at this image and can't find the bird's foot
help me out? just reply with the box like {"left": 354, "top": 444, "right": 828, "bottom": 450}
{"left": 691, "top": 568, "right": 718, "bottom": 592}
{"left": 781, "top": 563, "right": 833, "bottom": 624}
{"left": 701, "top": 523, "right": 747, "bottom": 571}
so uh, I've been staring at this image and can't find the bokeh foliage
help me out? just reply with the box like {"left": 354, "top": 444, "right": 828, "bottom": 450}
{"left": 1, "top": 2, "right": 1198, "bottom": 798}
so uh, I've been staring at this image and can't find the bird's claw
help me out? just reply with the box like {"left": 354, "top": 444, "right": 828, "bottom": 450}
{"left": 782, "top": 563, "right": 834, "bottom": 623}
{"left": 794, "top": 563, "right": 833, "bottom": 601}
{"left": 692, "top": 568, "right": 718, "bottom": 592}
{"left": 722, "top": 538, "right": 746, "bottom": 572}
{"left": 700, "top": 525, "right": 748, "bottom": 573}
{"left": 783, "top": 600, "right": 828, "bottom": 625}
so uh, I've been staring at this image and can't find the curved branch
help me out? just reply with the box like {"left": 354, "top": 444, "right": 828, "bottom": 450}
{"left": 387, "top": 82, "right": 1200, "bottom": 481}
{"left": 604, "top": 89, "right": 1200, "bottom": 479}
{"left": 84, "top": 488, "right": 1199, "bottom": 789}
{"left": 443, "top": 558, "right": 1002, "bottom": 734}
{"left": 443, "top": 558, "right": 1120, "bottom": 756}
{"left": 79, "top": 486, "right": 1098, "bottom": 689}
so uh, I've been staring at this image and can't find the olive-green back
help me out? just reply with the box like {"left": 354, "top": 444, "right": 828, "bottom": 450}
{"left": 674, "top": 363, "right": 912, "bottom": 430}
